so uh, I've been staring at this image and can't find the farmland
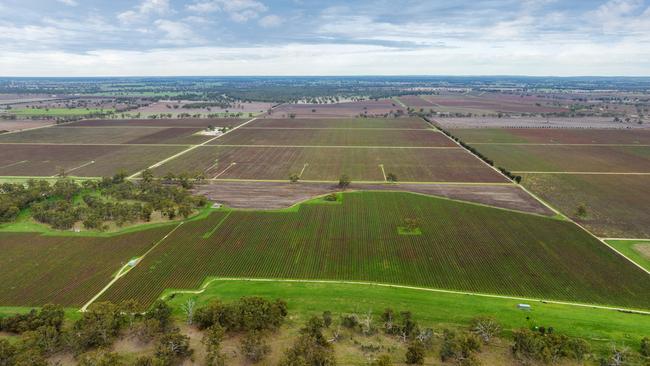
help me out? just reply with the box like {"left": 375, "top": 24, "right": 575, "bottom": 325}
{"left": 521, "top": 173, "right": 650, "bottom": 238}
{"left": 469, "top": 144, "right": 650, "bottom": 173}
{"left": 0, "top": 144, "right": 185, "bottom": 177}
{"left": 152, "top": 145, "right": 506, "bottom": 182}
{"left": 98, "top": 191, "right": 650, "bottom": 309}
{"left": 0, "top": 226, "right": 172, "bottom": 306}
{"left": 0, "top": 126, "right": 204, "bottom": 145}
{"left": 210, "top": 128, "right": 454, "bottom": 147}
{"left": 250, "top": 117, "right": 429, "bottom": 129}
{"left": 450, "top": 128, "right": 650, "bottom": 144}
{"left": 66, "top": 118, "right": 247, "bottom": 128}
{"left": 270, "top": 99, "right": 403, "bottom": 118}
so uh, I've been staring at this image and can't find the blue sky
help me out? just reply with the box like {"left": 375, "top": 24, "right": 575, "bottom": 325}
{"left": 0, "top": 0, "right": 649, "bottom": 76}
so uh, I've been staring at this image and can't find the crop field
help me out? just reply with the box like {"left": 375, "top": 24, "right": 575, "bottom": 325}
{"left": 434, "top": 117, "right": 644, "bottom": 129}
{"left": 249, "top": 117, "right": 429, "bottom": 129}
{"left": 98, "top": 192, "right": 650, "bottom": 309}
{"left": 0, "top": 227, "right": 172, "bottom": 306}
{"left": 396, "top": 95, "right": 436, "bottom": 108}
{"left": 521, "top": 174, "right": 650, "bottom": 238}
{"left": 450, "top": 128, "right": 650, "bottom": 145}
{"left": 0, "top": 144, "right": 185, "bottom": 177}
{"left": 0, "top": 126, "right": 210, "bottom": 145}
{"left": 471, "top": 144, "right": 650, "bottom": 172}
{"left": 66, "top": 118, "right": 247, "bottom": 128}
{"left": 422, "top": 93, "right": 567, "bottom": 114}
{"left": 152, "top": 145, "right": 506, "bottom": 182}
{"left": 209, "top": 128, "right": 454, "bottom": 147}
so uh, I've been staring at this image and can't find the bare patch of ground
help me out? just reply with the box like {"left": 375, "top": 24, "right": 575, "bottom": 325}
{"left": 633, "top": 243, "right": 650, "bottom": 260}
{"left": 194, "top": 181, "right": 552, "bottom": 215}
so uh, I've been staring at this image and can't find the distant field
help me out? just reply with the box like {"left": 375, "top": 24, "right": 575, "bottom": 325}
{"left": 210, "top": 128, "right": 453, "bottom": 147}
{"left": 396, "top": 95, "right": 436, "bottom": 108}
{"left": 423, "top": 94, "right": 567, "bottom": 114}
{"left": 250, "top": 117, "right": 429, "bottom": 129}
{"left": 435, "top": 117, "right": 642, "bottom": 129}
{"left": 521, "top": 174, "right": 650, "bottom": 238}
{"left": 152, "top": 145, "right": 505, "bottom": 182}
{"left": 0, "top": 227, "right": 171, "bottom": 306}
{"left": 0, "top": 144, "right": 186, "bottom": 177}
{"left": 270, "top": 100, "right": 403, "bottom": 118}
{"left": 450, "top": 128, "right": 650, "bottom": 145}
{"left": 5, "top": 108, "right": 114, "bottom": 116}
{"left": 66, "top": 118, "right": 248, "bottom": 128}
{"left": 0, "top": 126, "right": 209, "bottom": 145}
{"left": 98, "top": 192, "right": 650, "bottom": 309}
{"left": 472, "top": 144, "right": 650, "bottom": 172}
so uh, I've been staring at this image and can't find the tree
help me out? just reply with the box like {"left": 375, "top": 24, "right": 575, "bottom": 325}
{"left": 470, "top": 316, "right": 501, "bottom": 343}
{"left": 145, "top": 300, "right": 172, "bottom": 331}
{"left": 403, "top": 218, "right": 420, "bottom": 233}
{"left": 405, "top": 341, "right": 425, "bottom": 364}
{"left": 575, "top": 204, "right": 587, "bottom": 218}
{"left": 141, "top": 169, "right": 154, "bottom": 185}
{"left": 155, "top": 330, "right": 193, "bottom": 363}
{"left": 289, "top": 173, "right": 300, "bottom": 183}
{"left": 182, "top": 298, "right": 196, "bottom": 325}
{"left": 386, "top": 173, "right": 398, "bottom": 183}
{"left": 338, "top": 174, "right": 351, "bottom": 189}
{"left": 240, "top": 331, "right": 271, "bottom": 363}
{"left": 322, "top": 311, "right": 332, "bottom": 328}
{"left": 0, "top": 339, "right": 17, "bottom": 366}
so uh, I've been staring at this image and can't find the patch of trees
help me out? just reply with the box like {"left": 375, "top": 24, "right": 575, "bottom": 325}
{"left": 0, "top": 170, "right": 207, "bottom": 231}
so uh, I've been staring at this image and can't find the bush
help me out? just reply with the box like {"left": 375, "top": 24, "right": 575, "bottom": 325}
{"left": 279, "top": 317, "right": 335, "bottom": 366}
{"left": 405, "top": 341, "right": 425, "bottom": 364}
{"left": 155, "top": 330, "right": 193, "bottom": 363}
{"left": 193, "top": 297, "right": 287, "bottom": 332}
{"left": 512, "top": 329, "right": 590, "bottom": 363}
{"left": 338, "top": 174, "right": 351, "bottom": 189}
{"left": 469, "top": 316, "right": 501, "bottom": 343}
{"left": 370, "top": 354, "right": 392, "bottom": 366}
{"left": 641, "top": 337, "right": 649, "bottom": 357}
{"left": 439, "top": 330, "right": 481, "bottom": 365}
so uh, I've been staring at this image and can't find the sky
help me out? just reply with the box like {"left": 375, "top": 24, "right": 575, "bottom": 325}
{"left": 0, "top": 0, "right": 649, "bottom": 76}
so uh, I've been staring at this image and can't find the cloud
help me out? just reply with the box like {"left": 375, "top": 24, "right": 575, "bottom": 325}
{"left": 258, "top": 14, "right": 282, "bottom": 28}
{"left": 154, "top": 19, "right": 201, "bottom": 44}
{"left": 186, "top": 0, "right": 267, "bottom": 22}
{"left": 118, "top": 0, "right": 171, "bottom": 24}
{"left": 56, "top": 0, "right": 78, "bottom": 6}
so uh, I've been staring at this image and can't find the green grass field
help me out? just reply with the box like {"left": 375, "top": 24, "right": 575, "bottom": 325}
{"left": 164, "top": 279, "right": 650, "bottom": 353}
{"left": 6, "top": 108, "right": 115, "bottom": 117}
{"left": 97, "top": 191, "right": 650, "bottom": 309}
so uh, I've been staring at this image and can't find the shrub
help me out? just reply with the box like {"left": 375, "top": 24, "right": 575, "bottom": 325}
{"left": 405, "top": 341, "right": 426, "bottom": 364}
{"left": 440, "top": 330, "right": 481, "bottom": 365}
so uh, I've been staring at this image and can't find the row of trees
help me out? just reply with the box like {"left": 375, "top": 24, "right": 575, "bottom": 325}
{"left": 1, "top": 298, "right": 649, "bottom": 365}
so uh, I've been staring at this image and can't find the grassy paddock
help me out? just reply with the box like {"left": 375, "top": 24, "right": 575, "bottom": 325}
{"left": 164, "top": 279, "right": 650, "bottom": 353}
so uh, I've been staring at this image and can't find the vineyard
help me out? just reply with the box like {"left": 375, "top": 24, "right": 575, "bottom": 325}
{"left": 98, "top": 191, "right": 650, "bottom": 309}
{"left": 0, "top": 226, "right": 173, "bottom": 306}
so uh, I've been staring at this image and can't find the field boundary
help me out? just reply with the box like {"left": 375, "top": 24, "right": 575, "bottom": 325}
{"left": 514, "top": 171, "right": 650, "bottom": 175}
{"left": 160, "top": 277, "right": 650, "bottom": 315}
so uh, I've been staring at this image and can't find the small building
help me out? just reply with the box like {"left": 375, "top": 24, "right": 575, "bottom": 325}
{"left": 517, "top": 303, "right": 531, "bottom": 311}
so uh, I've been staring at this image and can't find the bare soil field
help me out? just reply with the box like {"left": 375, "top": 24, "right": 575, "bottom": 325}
{"left": 209, "top": 128, "right": 454, "bottom": 147}
{"left": 269, "top": 99, "right": 404, "bottom": 118}
{"left": 521, "top": 173, "right": 650, "bottom": 238}
{"left": 0, "top": 120, "right": 55, "bottom": 132}
{"left": 0, "top": 144, "right": 185, "bottom": 177}
{"left": 435, "top": 116, "right": 647, "bottom": 129}
{"left": 450, "top": 128, "right": 650, "bottom": 145}
{"left": 423, "top": 93, "right": 567, "bottom": 114}
{"left": 65, "top": 118, "right": 247, "bottom": 128}
{"left": 194, "top": 181, "right": 552, "bottom": 215}
{"left": 474, "top": 144, "right": 650, "bottom": 172}
{"left": 248, "top": 117, "right": 428, "bottom": 129}
{"left": 132, "top": 100, "right": 272, "bottom": 115}
{"left": 0, "top": 126, "right": 211, "bottom": 145}
{"left": 152, "top": 145, "right": 507, "bottom": 183}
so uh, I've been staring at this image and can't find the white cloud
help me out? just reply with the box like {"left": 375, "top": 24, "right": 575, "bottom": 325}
{"left": 56, "top": 0, "right": 78, "bottom": 6}
{"left": 258, "top": 14, "right": 282, "bottom": 28}
{"left": 118, "top": 0, "right": 170, "bottom": 23}
{"left": 154, "top": 19, "right": 200, "bottom": 44}
{"left": 186, "top": 0, "right": 267, "bottom": 22}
